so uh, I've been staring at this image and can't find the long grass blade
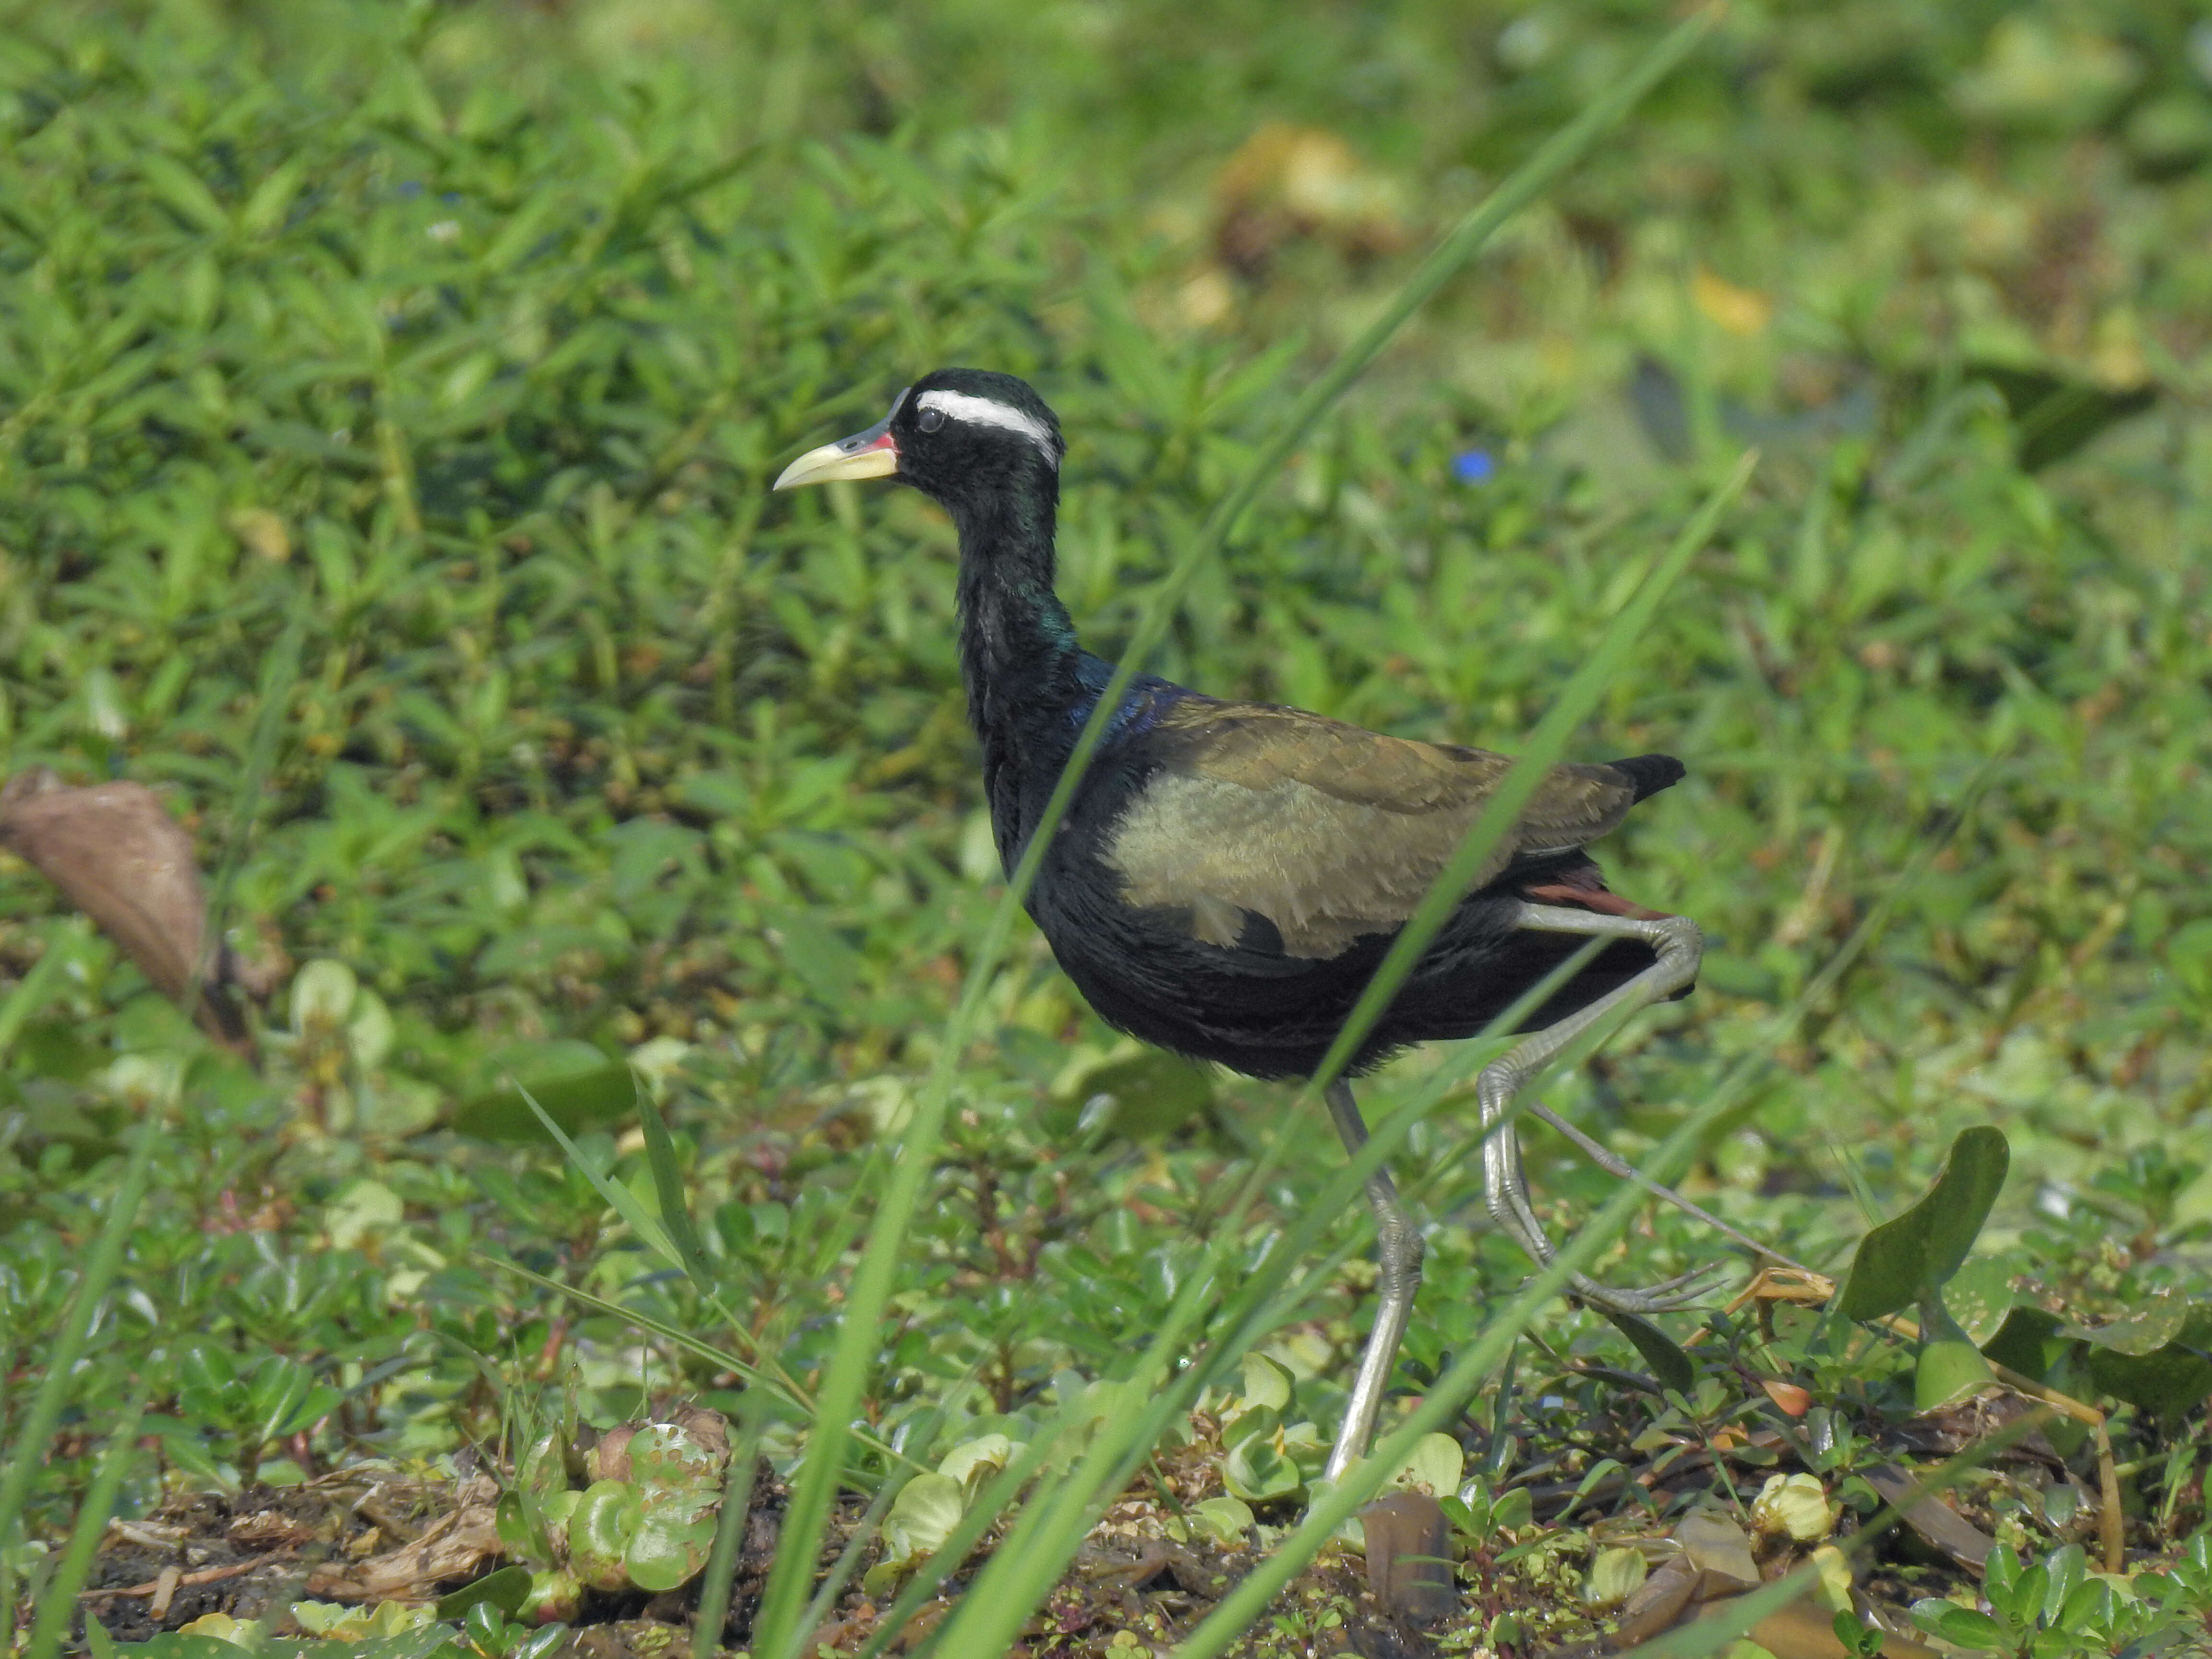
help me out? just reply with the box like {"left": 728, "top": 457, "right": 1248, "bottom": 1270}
{"left": 636, "top": 1089, "right": 713, "bottom": 1283}
{"left": 477, "top": 1258, "right": 884, "bottom": 1453}
{"left": 0, "top": 1119, "right": 162, "bottom": 1549}
{"left": 23, "top": 1390, "right": 146, "bottom": 1659}
{"left": 752, "top": 13, "right": 1724, "bottom": 1653}
{"left": 0, "top": 932, "right": 72, "bottom": 1061}
{"left": 690, "top": 1393, "right": 768, "bottom": 1659}
{"left": 507, "top": 1084, "right": 817, "bottom": 1409}
{"left": 184, "top": 600, "right": 308, "bottom": 1034}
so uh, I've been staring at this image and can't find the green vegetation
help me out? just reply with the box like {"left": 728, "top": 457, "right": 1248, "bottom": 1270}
{"left": 2, "top": 1, "right": 2210, "bottom": 1654}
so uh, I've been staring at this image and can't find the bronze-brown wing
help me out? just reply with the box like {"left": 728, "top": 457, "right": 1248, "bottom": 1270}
{"left": 1105, "top": 701, "right": 1643, "bottom": 958}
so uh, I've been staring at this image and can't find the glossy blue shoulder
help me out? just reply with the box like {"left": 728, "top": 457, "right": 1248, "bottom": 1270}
{"left": 1070, "top": 653, "right": 1190, "bottom": 746}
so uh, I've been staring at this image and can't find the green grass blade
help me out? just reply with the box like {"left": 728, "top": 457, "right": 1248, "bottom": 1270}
{"left": 0, "top": 932, "right": 72, "bottom": 1060}
{"left": 518, "top": 1081, "right": 681, "bottom": 1265}
{"left": 691, "top": 1394, "right": 768, "bottom": 1659}
{"left": 634, "top": 1088, "right": 714, "bottom": 1284}
{"left": 752, "top": 14, "right": 1722, "bottom": 1652}
{"left": 0, "top": 1119, "right": 161, "bottom": 1547}
{"left": 185, "top": 599, "right": 308, "bottom": 1031}
{"left": 24, "top": 1389, "right": 146, "bottom": 1659}
{"left": 479, "top": 1257, "right": 869, "bottom": 1453}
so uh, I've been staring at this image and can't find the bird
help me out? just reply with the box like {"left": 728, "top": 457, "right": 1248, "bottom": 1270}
{"left": 775, "top": 368, "right": 1709, "bottom": 1477}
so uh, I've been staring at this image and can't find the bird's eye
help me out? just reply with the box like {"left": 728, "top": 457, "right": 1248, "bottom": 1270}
{"left": 917, "top": 407, "right": 945, "bottom": 433}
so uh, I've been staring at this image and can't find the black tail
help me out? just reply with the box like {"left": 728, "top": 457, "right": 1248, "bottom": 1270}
{"left": 1606, "top": 753, "right": 1685, "bottom": 802}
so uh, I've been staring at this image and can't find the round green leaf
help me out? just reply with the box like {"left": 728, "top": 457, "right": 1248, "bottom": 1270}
{"left": 1583, "top": 1545, "right": 1647, "bottom": 1611}
{"left": 1190, "top": 1496, "right": 1253, "bottom": 1548}
{"left": 1389, "top": 1432, "right": 1463, "bottom": 1500}
{"left": 883, "top": 1471, "right": 966, "bottom": 1564}
{"left": 565, "top": 1480, "right": 640, "bottom": 1592}
{"left": 1222, "top": 1432, "right": 1301, "bottom": 1503}
{"left": 936, "top": 1433, "right": 1014, "bottom": 1495}
{"left": 624, "top": 1422, "right": 724, "bottom": 1502}
{"left": 290, "top": 959, "right": 359, "bottom": 1030}
{"left": 624, "top": 1504, "right": 719, "bottom": 1592}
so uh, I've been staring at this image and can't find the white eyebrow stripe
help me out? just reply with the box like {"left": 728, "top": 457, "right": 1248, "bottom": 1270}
{"left": 916, "top": 389, "right": 1059, "bottom": 467}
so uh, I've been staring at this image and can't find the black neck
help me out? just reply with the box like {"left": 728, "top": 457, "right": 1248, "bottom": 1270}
{"left": 948, "top": 485, "right": 1084, "bottom": 751}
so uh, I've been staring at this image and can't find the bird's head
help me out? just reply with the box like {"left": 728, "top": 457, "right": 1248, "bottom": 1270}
{"left": 771, "top": 368, "right": 1064, "bottom": 510}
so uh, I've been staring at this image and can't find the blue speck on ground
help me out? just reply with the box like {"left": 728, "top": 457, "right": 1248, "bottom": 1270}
{"left": 1453, "top": 449, "right": 1496, "bottom": 484}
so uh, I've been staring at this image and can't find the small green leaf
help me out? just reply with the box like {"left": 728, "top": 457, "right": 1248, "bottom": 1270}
{"left": 1916, "top": 1294, "right": 1997, "bottom": 1410}
{"left": 453, "top": 1063, "right": 637, "bottom": 1141}
{"left": 462, "top": 1599, "right": 513, "bottom": 1656}
{"left": 2064, "top": 1292, "right": 2191, "bottom": 1356}
{"left": 1222, "top": 1433, "right": 1301, "bottom": 1503}
{"left": 1583, "top": 1545, "right": 1647, "bottom": 1610}
{"left": 1935, "top": 1606, "right": 2002, "bottom": 1647}
{"left": 625, "top": 1503, "right": 719, "bottom": 1592}
{"left": 515, "top": 1569, "right": 581, "bottom": 1627}
{"left": 180, "top": 1340, "right": 240, "bottom": 1395}
{"left": 2084, "top": 1343, "right": 2212, "bottom": 1421}
{"left": 625, "top": 1422, "right": 725, "bottom": 1499}
{"left": 566, "top": 1480, "right": 640, "bottom": 1592}
{"left": 1390, "top": 1432, "right": 1463, "bottom": 1500}
{"left": 1750, "top": 1473, "right": 1835, "bottom": 1543}
{"left": 1236, "top": 1352, "right": 1293, "bottom": 1418}
{"left": 496, "top": 1493, "right": 548, "bottom": 1564}
{"left": 290, "top": 959, "right": 360, "bottom": 1031}
{"left": 937, "top": 1433, "right": 1014, "bottom": 1495}
{"left": 1487, "top": 1486, "right": 1533, "bottom": 1533}
{"left": 1190, "top": 1496, "right": 1253, "bottom": 1547}
{"left": 1941, "top": 1255, "right": 2018, "bottom": 1344}
{"left": 1983, "top": 1541, "right": 2020, "bottom": 1604}
{"left": 881, "top": 1471, "right": 966, "bottom": 1566}
{"left": 1600, "top": 1308, "right": 1695, "bottom": 1394}
{"left": 1981, "top": 1305, "right": 2068, "bottom": 1381}
{"left": 2041, "top": 1543, "right": 2084, "bottom": 1623}
{"left": 438, "top": 1565, "right": 535, "bottom": 1622}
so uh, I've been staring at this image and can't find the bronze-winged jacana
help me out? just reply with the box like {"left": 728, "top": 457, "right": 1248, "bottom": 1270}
{"left": 776, "top": 369, "right": 1708, "bottom": 1476}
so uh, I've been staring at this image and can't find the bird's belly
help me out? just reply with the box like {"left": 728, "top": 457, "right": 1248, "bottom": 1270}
{"left": 1027, "top": 874, "right": 1662, "bottom": 1082}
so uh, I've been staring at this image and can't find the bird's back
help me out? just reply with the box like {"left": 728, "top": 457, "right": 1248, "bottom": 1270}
{"left": 1016, "top": 674, "right": 1687, "bottom": 1079}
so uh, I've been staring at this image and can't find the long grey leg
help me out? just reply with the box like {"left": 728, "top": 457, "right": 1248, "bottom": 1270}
{"left": 1478, "top": 903, "right": 1719, "bottom": 1316}
{"left": 1322, "top": 1077, "right": 1423, "bottom": 1481}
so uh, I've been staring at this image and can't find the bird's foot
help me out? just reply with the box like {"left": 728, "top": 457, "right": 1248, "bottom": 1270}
{"left": 1491, "top": 1183, "right": 1729, "bottom": 1314}
{"left": 1561, "top": 1260, "right": 1725, "bottom": 1317}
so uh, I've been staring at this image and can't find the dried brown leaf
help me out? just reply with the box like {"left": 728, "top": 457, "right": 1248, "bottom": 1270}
{"left": 302, "top": 1503, "right": 501, "bottom": 1603}
{"left": 0, "top": 769, "right": 251, "bottom": 1051}
{"left": 1358, "top": 1491, "right": 1456, "bottom": 1625}
{"left": 1862, "top": 1464, "right": 1995, "bottom": 1571}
